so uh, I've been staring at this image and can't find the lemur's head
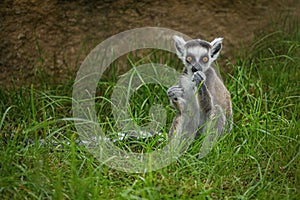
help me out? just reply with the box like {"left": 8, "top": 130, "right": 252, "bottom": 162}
{"left": 173, "top": 35, "right": 223, "bottom": 73}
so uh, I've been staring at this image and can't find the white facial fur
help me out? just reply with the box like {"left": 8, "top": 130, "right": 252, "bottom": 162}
{"left": 173, "top": 36, "right": 223, "bottom": 73}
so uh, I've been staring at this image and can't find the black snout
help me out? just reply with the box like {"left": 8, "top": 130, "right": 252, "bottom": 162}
{"left": 192, "top": 66, "right": 198, "bottom": 73}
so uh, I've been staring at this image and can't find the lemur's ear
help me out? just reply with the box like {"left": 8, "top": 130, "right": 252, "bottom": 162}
{"left": 173, "top": 35, "right": 186, "bottom": 59}
{"left": 210, "top": 38, "right": 223, "bottom": 61}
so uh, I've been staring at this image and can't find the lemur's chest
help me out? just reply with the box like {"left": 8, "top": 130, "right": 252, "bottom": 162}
{"left": 179, "top": 73, "right": 202, "bottom": 109}
{"left": 179, "top": 70, "right": 212, "bottom": 104}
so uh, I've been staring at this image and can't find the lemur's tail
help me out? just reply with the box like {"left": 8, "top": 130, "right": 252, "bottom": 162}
{"left": 24, "top": 131, "right": 164, "bottom": 148}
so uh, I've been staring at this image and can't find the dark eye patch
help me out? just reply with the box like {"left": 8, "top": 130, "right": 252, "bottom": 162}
{"left": 185, "top": 55, "right": 195, "bottom": 63}
{"left": 201, "top": 55, "right": 209, "bottom": 63}
{"left": 186, "top": 56, "right": 193, "bottom": 63}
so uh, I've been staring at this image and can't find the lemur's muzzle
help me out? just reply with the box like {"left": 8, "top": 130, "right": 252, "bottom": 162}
{"left": 192, "top": 63, "right": 202, "bottom": 73}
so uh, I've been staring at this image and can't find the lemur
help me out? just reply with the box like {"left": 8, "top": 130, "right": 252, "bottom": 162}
{"left": 168, "top": 35, "right": 233, "bottom": 140}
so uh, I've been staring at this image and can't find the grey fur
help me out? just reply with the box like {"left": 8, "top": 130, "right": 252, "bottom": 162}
{"left": 168, "top": 35, "right": 233, "bottom": 141}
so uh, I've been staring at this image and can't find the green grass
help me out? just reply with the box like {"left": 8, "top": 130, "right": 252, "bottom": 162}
{"left": 1, "top": 19, "right": 299, "bottom": 199}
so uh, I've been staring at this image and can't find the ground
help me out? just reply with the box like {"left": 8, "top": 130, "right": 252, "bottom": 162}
{"left": 1, "top": 0, "right": 299, "bottom": 88}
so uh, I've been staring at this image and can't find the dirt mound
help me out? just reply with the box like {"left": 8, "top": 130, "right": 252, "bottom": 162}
{"left": 1, "top": 0, "right": 299, "bottom": 88}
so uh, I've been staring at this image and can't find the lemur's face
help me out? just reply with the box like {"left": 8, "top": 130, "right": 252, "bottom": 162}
{"left": 173, "top": 36, "right": 223, "bottom": 74}
{"left": 184, "top": 41, "right": 211, "bottom": 73}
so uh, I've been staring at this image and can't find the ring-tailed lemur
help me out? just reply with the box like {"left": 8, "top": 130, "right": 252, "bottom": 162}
{"left": 168, "top": 35, "right": 233, "bottom": 139}
{"left": 25, "top": 36, "right": 232, "bottom": 148}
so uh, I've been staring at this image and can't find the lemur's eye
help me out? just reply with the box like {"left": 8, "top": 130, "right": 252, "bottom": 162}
{"left": 186, "top": 56, "right": 193, "bottom": 62}
{"left": 202, "top": 56, "right": 209, "bottom": 63}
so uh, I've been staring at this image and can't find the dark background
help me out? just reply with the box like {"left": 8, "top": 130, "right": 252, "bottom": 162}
{"left": 1, "top": 0, "right": 299, "bottom": 88}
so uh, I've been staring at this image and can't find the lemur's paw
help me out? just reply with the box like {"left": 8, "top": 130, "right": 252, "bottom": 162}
{"left": 192, "top": 71, "right": 206, "bottom": 86}
{"left": 167, "top": 86, "right": 186, "bottom": 111}
{"left": 167, "top": 86, "right": 184, "bottom": 102}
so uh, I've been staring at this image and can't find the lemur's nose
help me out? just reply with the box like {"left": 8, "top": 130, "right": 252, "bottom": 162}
{"left": 192, "top": 66, "right": 197, "bottom": 73}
